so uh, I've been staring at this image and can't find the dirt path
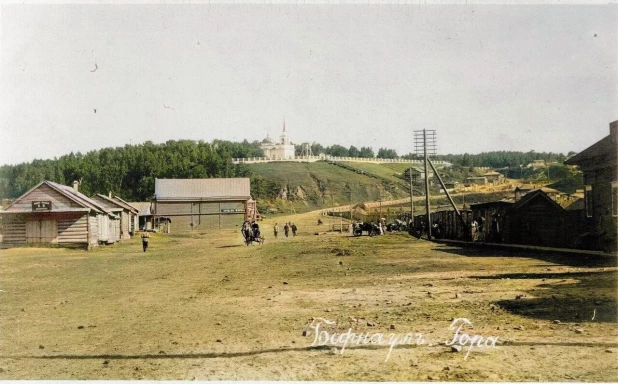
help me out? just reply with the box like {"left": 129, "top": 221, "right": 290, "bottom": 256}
{"left": 0, "top": 210, "right": 616, "bottom": 381}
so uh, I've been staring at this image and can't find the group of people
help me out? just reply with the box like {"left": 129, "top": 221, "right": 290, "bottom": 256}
{"left": 273, "top": 222, "right": 297, "bottom": 238}
{"left": 471, "top": 215, "right": 502, "bottom": 243}
{"left": 241, "top": 220, "right": 264, "bottom": 245}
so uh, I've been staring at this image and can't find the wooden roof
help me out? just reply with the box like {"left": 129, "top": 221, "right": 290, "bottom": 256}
{"left": 93, "top": 194, "right": 139, "bottom": 214}
{"left": 565, "top": 134, "right": 617, "bottom": 167}
{"left": 3, "top": 181, "right": 108, "bottom": 214}
{"left": 508, "top": 189, "right": 565, "bottom": 214}
{"left": 469, "top": 200, "right": 513, "bottom": 210}
{"left": 111, "top": 196, "right": 140, "bottom": 213}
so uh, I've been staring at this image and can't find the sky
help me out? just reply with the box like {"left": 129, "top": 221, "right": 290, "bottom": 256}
{"left": 0, "top": 3, "right": 617, "bottom": 166}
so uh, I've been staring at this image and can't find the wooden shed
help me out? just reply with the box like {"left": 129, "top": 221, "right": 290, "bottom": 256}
{"left": 152, "top": 178, "right": 252, "bottom": 232}
{"left": 129, "top": 202, "right": 153, "bottom": 231}
{"left": 0, "top": 181, "right": 113, "bottom": 249}
{"left": 470, "top": 200, "right": 513, "bottom": 243}
{"left": 503, "top": 189, "right": 566, "bottom": 248}
{"left": 92, "top": 194, "right": 140, "bottom": 240}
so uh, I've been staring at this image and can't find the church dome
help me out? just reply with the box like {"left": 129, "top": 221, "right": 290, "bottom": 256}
{"left": 261, "top": 136, "right": 275, "bottom": 144}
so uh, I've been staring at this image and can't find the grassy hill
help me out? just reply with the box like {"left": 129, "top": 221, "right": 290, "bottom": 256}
{"left": 246, "top": 161, "right": 412, "bottom": 215}
{"left": 245, "top": 160, "right": 464, "bottom": 216}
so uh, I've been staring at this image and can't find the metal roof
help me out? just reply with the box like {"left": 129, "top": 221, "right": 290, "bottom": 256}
{"left": 154, "top": 178, "right": 251, "bottom": 200}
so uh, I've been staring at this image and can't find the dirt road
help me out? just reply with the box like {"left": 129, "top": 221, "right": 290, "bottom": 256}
{"left": 0, "top": 211, "right": 616, "bottom": 380}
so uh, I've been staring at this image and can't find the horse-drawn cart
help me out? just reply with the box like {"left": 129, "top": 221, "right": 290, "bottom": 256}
{"left": 352, "top": 221, "right": 381, "bottom": 237}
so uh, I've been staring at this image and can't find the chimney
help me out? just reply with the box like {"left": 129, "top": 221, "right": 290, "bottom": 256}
{"left": 73, "top": 180, "right": 79, "bottom": 192}
{"left": 610, "top": 120, "right": 617, "bottom": 144}
{"left": 109, "top": 191, "right": 112, "bottom": 198}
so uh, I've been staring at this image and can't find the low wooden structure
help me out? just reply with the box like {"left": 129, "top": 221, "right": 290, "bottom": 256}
{"left": 465, "top": 177, "right": 488, "bottom": 186}
{"left": 92, "top": 194, "right": 139, "bottom": 240}
{"left": 482, "top": 171, "right": 505, "bottom": 184}
{"left": 412, "top": 209, "right": 473, "bottom": 241}
{"left": 503, "top": 189, "right": 566, "bottom": 248}
{"left": 129, "top": 202, "right": 153, "bottom": 231}
{"left": 152, "top": 178, "right": 254, "bottom": 232}
{"left": 0, "top": 181, "right": 114, "bottom": 249}
{"left": 469, "top": 200, "right": 513, "bottom": 243}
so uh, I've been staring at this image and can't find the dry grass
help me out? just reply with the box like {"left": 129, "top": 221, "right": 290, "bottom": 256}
{"left": 0, "top": 210, "right": 616, "bottom": 381}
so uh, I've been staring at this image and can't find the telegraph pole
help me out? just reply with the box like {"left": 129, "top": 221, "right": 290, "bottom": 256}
{"left": 409, "top": 167, "right": 414, "bottom": 222}
{"left": 414, "top": 129, "right": 436, "bottom": 240}
{"left": 423, "top": 130, "right": 432, "bottom": 239}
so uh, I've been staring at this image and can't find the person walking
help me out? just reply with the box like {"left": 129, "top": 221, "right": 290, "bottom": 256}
{"left": 274, "top": 223, "right": 279, "bottom": 238}
{"left": 284, "top": 223, "right": 289, "bottom": 238}
{"left": 291, "top": 223, "right": 297, "bottom": 237}
{"left": 471, "top": 219, "right": 479, "bottom": 242}
{"left": 141, "top": 230, "right": 150, "bottom": 252}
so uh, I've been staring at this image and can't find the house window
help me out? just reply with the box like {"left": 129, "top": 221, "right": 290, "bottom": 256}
{"left": 611, "top": 181, "right": 618, "bottom": 216}
{"left": 585, "top": 185, "right": 593, "bottom": 218}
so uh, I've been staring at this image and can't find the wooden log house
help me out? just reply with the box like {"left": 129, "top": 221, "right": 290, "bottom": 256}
{"left": 0, "top": 181, "right": 116, "bottom": 249}
{"left": 92, "top": 194, "right": 140, "bottom": 240}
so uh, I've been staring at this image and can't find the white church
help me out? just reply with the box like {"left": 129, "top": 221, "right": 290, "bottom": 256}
{"left": 260, "top": 120, "right": 296, "bottom": 160}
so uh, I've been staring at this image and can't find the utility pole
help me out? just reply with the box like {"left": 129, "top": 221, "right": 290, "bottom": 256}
{"left": 415, "top": 129, "right": 436, "bottom": 240}
{"left": 379, "top": 189, "right": 382, "bottom": 219}
{"left": 409, "top": 167, "right": 414, "bottom": 222}
{"left": 423, "top": 130, "right": 432, "bottom": 239}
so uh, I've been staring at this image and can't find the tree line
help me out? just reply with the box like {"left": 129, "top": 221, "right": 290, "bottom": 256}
{"left": 0, "top": 140, "right": 261, "bottom": 201}
{"left": 0, "top": 138, "right": 573, "bottom": 201}
{"left": 297, "top": 144, "right": 569, "bottom": 168}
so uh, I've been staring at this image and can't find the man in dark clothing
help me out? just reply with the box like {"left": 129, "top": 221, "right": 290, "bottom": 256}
{"left": 284, "top": 223, "right": 289, "bottom": 237}
{"left": 141, "top": 231, "right": 150, "bottom": 252}
{"left": 291, "top": 223, "right": 297, "bottom": 237}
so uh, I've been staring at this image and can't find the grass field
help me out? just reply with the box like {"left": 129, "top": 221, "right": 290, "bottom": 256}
{"left": 0, "top": 210, "right": 617, "bottom": 381}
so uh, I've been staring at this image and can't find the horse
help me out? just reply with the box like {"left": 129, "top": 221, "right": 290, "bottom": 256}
{"left": 352, "top": 221, "right": 381, "bottom": 237}
{"left": 242, "top": 222, "right": 266, "bottom": 246}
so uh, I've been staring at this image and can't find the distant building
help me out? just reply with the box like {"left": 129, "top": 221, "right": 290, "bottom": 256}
{"left": 482, "top": 170, "right": 505, "bottom": 184}
{"left": 261, "top": 120, "right": 295, "bottom": 160}
{"left": 465, "top": 176, "right": 487, "bottom": 186}
{"left": 527, "top": 160, "right": 546, "bottom": 169}
{"left": 152, "top": 178, "right": 255, "bottom": 232}
{"left": 441, "top": 180, "right": 461, "bottom": 191}
{"left": 404, "top": 167, "right": 431, "bottom": 181}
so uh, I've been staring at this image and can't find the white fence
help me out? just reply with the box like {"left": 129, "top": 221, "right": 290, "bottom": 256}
{"left": 232, "top": 155, "right": 450, "bottom": 166}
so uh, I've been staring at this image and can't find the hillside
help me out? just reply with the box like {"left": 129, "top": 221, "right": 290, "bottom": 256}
{"left": 246, "top": 162, "right": 412, "bottom": 215}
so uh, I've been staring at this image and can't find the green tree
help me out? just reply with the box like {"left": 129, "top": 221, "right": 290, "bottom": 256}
{"left": 377, "top": 148, "right": 398, "bottom": 159}
{"left": 348, "top": 146, "right": 360, "bottom": 157}
{"left": 359, "top": 147, "right": 375, "bottom": 158}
